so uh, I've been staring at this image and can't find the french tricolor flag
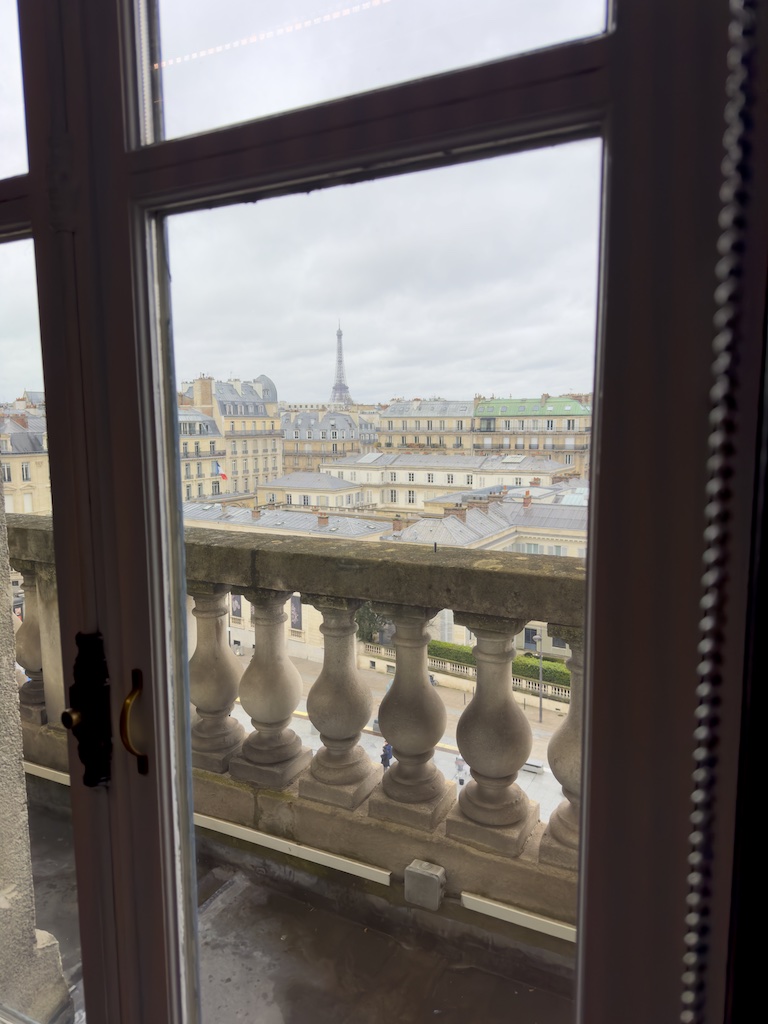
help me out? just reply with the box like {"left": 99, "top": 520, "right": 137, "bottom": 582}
{"left": 214, "top": 461, "right": 228, "bottom": 480}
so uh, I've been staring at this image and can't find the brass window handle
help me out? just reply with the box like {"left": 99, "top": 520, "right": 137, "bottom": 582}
{"left": 120, "top": 669, "right": 149, "bottom": 776}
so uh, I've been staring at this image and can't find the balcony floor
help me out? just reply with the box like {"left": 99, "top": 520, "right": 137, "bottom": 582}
{"left": 27, "top": 793, "right": 574, "bottom": 1024}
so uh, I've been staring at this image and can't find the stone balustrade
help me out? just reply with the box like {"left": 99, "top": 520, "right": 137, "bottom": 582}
{"left": 6, "top": 513, "right": 586, "bottom": 924}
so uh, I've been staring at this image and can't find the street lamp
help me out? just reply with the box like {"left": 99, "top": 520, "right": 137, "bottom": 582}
{"left": 532, "top": 632, "right": 544, "bottom": 723}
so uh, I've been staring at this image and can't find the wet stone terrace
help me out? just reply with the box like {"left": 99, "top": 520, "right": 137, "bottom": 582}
{"left": 28, "top": 788, "right": 573, "bottom": 1024}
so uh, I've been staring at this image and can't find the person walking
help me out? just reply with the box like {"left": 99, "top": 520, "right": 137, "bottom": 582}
{"left": 380, "top": 742, "right": 392, "bottom": 769}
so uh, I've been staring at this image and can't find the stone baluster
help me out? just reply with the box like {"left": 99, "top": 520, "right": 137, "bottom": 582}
{"left": 11, "top": 563, "right": 46, "bottom": 725}
{"left": 35, "top": 564, "right": 66, "bottom": 728}
{"left": 539, "top": 624, "right": 584, "bottom": 871}
{"left": 446, "top": 614, "right": 539, "bottom": 855}
{"left": 299, "top": 596, "right": 381, "bottom": 808}
{"left": 1, "top": 486, "right": 72, "bottom": 1023}
{"left": 187, "top": 584, "right": 245, "bottom": 772}
{"left": 368, "top": 603, "right": 455, "bottom": 829}
{"left": 229, "top": 589, "right": 311, "bottom": 788}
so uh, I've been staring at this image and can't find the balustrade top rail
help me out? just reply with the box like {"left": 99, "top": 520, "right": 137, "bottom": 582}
{"left": 7, "top": 513, "right": 585, "bottom": 625}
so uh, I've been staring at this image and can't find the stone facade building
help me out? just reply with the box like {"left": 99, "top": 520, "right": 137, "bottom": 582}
{"left": 473, "top": 395, "right": 592, "bottom": 477}
{"left": 179, "top": 375, "right": 284, "bottom": 496}
{"left": 282, "top": 409, "right": 377, "bottom": 473}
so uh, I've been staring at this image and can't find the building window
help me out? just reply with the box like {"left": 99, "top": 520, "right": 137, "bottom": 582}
{"left": 197, "top": 483, "right": 204, "bottom": 497}
{"left": 466, "top": 474, "right": 473, "bottom": 485}
{"left": 401, "top": 436, "right": 407, "bottom": 446}
{"left": 426, "top": 420, "right": 433, "bottom": 430}
{"left": 566, "top": 419, "right": 576, "bottom": 430}
{"left": 321, "top": 430, "right": 327, "bottom": 439}
{"left": 331, "top": 431, "right": 337, "bottom": 439}
{"left": 407, "top": 490, "right": 416, "bottom": 504}
{"left": 427, "top": 473, "right": 434, "bottom": 483}
{"left": 390, "top": 472, "right": 397, "bottom": 482}
{"left": 211, "top": 481, "right": 220, "bottom": 495}
{"left": 350, "top": 472, "right": 356, "bottom": 481}
{"left": 387, "top": 420, "right": 394, "bottom": 430}
{"left": 185, "top": 485, "right": 191, "bottom": 500}
{"left": 390, "top": 490, "right": 397, "bottom": 502}
{"left": 184, "top": 464, "right": 191, "bottom": 479}
{"left": 332, "top": 443, "right": 338, "bottom": 453}
{"left": 401, "top": 420, "right": 407, "bottom": 430}
{"left": 546, "top": 419, "right": 554, "bottom": 430}
{"left": 231, "top": 441, "right": 237, "bottom": 453}
{"left": 447, "top": 473, "right": 454, "bottom": 484}
{"left": 302, "top": 495, "right": 310, "bottom": 505}
{"left": 408, "top": 472, "right": 415, "bottom": 482}
{"left": 515, "top": 477, "right": 523, "bottom": 486}
{"left": 439, "top": 420, "right": 445, "bottom": 430}
{"left": 565, "top": 454, "right": 574, "bottom": 465}
{"left": 457, "top": 420, "right": 464, "bottom": 431}
{"left": 210, "top": 441, "right": 216, "bottom": 453}
{"left": 196, "top": 462, "right": 202, "bottom": 478}
{"left": 1, "top": 464, "right": 10, "bottom": 483}
{"left": 293, "top": 430, "right": 299, "bottom": 439}
{"left": 21, "top": 462, "right": 31, "bottom": 481}
{"left": 524, "top": 627, "right": 538, "bottom": 649}
{"left": 232, "top": 461, "right": 238, "bottom": 475}
{"left": 552, "top": 636, "right": 567, "bottom": 649}
{"left": 182, "top": 441, "right": 188, "bottom": 455}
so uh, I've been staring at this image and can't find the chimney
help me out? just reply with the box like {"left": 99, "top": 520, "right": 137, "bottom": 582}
{"left": 445, "top": 504, "right": 467, "bottom": 523}
{"left": 193, "top": 375, "right": 214, "bottom": 415}
{"left": 522, "top": 490, "right": 532, "bottom": 508}
{"left": 10, "top": 413, "right": 28, "bottom": 428}
{"left": 487, "top": 491, "right": 504, "bottom": 504}
{"left": 251, "top": 508, "right": 261, "bottom": 520}
{"left": 393, "top": 515, "right": 405, "bottom": 532}
{"left": 466, "top": 497, "right": 489, "bottom": 514}
{"left": 531, "top": 477, "right": 541, "bottom": 486}
{"left": 317, "top": 512, "right": 330, "bottom": 527}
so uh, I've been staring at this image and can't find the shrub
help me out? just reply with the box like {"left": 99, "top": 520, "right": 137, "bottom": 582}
{"left": 427, "top": 640, "right": 476, "bottom": 666}
{"left": 512, "top": 653, "right": 570, "bottom": 686}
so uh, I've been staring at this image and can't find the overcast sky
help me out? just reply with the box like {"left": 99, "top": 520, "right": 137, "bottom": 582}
{"left": 1, "top": 0, "right": 605, "bottom": 406}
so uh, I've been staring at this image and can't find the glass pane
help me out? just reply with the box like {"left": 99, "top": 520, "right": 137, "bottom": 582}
{"left": 164, "top": 139, "right": 599, "bottom": 1020}
{"left": 0, "top": 240, "right": 82, "bottom": 1021}
{"left": 154, "top": 0, "right": 607, "bottom": 139}
{"left": 0, "top": 0, "right": 28, "bottom": 178}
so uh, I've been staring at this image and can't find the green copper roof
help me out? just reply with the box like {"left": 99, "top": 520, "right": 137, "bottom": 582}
{"left": 473, "top": 397, "right": 592, "bottom": 416}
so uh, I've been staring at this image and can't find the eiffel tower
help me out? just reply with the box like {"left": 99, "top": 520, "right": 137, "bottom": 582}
{"left": 329, "top": 323, "right": 353, "bottom": 407}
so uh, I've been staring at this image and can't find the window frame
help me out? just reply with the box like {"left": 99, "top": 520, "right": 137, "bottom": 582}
{"left": 0, "top": 2, "right": 763, "bottom": 1023}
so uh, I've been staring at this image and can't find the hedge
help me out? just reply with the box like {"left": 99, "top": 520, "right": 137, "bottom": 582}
{"left": 427, "top": 640, "right": 476, "bottom": 666}
{"left": 426, "top": 641, "right": 570, "bottom": 686}
{"left": 512, "top": 654, "right": 571, "bottom": 686}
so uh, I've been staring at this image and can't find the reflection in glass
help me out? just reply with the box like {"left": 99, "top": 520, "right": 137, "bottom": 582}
{"left": 155, "top": 0, "right": 606, "bottom": 139}
{"left": 0, "top": 0, "right": 28, "bottom": 178}
{"left": 165, "top": 141, "right": 599, "bottom": 1019}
